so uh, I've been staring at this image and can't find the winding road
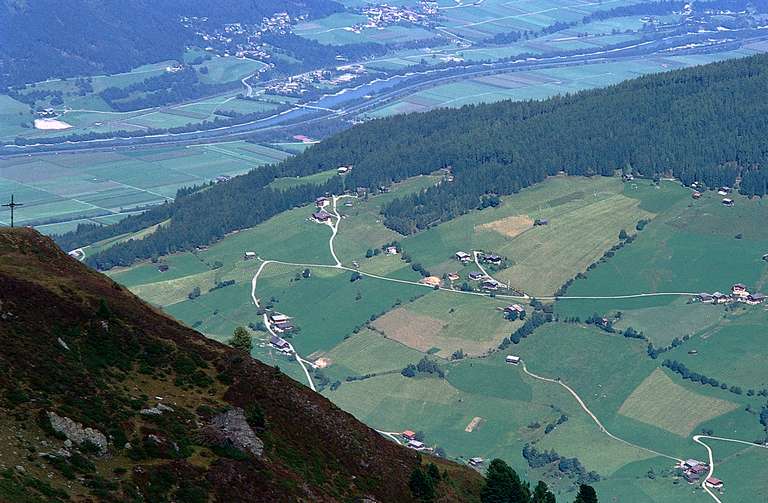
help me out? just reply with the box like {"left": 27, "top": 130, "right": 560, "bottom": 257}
{"left": 246, "top": 191, "right": 765, "bottom": 501}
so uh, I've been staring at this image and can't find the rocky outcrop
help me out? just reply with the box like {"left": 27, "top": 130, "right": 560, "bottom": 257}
{"left": 204, "top": 407, "right": 263, "bottom": 458}
{"left": 47, "top": 411, "right": 108, "bottom": 455}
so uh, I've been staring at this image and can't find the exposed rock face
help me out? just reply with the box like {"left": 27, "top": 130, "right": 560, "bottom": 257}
{"left": 206, "top": 407, "right": 263, "bottom": 457}
{"left": 139, "top": 403, "right": 174, "bottom": 416}
{"left": 47, "top": 411, "right": 108, "bottom": 455}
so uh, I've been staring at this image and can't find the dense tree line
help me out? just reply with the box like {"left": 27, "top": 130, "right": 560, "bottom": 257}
{"left": 662, "top": 359, "right": 746, "bottom": 396}
{"left": 65, "top": 168, "right": 344, "bottom": 270}
{"left": 522, "top": 445, "right": 600, "bottom": 485}
{"left": 0, "top": 0, "right": 342, "bottom": 87}
{"left": 100, "top": 68, "right": 236, "bottom": 112}
{"left": 479, "top": 458, "right": 596, "bottom": 503}
{"left": 276, "top": 53, "right": 768, "bottom": 234}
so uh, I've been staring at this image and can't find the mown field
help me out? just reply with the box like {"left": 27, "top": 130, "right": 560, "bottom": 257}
{"left": 0, "top": 141, "right": 290, "bottom": 234}
{"left": 397, "top": 176, "right": 683, "bottom": 296}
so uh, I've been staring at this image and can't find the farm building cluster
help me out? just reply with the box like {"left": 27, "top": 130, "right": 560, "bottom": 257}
{"left": 679, "top": 459, "right": 723, "bottom": 489}
{"left": 269, "top": 312, "right": 295, "bottom": 334}
{"left": 695, "top": 283, "right": 765, "bottom": 305}
{"left": 269, "top": 334, "right": 292, "bottom": 354}
{"left": 400, "top": 430, "right": 432, "bottom": 452}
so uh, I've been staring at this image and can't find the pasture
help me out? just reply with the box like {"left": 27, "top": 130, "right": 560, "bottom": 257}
{"left": 0, "top": 142, "right": 289, "bottom": 232}
{"left": 372, "top": 292, "right": 521, "bottom": 357}
{"left": 617, "top": 369, "right": 739, "bottom": 437}
{"left": 399, "top": 176, "right": 669, "bottom": 296}
{"left": 556, "top": 187, "right": 768, "bottom": 316}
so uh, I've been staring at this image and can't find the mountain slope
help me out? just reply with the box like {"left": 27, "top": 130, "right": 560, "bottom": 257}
{"left": 0, "top": 0, "right": 343, "bottom": 87}
{"left": 0, "top": 228, "right": 483, "bottom": 502}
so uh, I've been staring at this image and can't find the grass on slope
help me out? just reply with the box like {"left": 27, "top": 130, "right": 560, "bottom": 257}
{"left": 398, "top": 177, "right": 678, "bottom": 297}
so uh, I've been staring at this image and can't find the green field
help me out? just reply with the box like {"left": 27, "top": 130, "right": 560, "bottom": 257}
{"left": 0, "top": 142, "right": 289, "bottom": 233}
{"left": 396, "top": 176, "right": 680, "bottom": 296}
{"left": 106, "top": 171, "right": 768, "bottom": 501}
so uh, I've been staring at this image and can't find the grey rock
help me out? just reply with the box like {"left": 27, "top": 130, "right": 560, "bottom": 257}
{"left": 207, "top": 407, "right": 263, "bottom": 457}
{"left": 47, "top": 411, "right": 108, "bottom": 455}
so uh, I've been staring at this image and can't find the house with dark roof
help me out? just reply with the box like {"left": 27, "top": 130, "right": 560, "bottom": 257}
{"left": 746, "top": 293, "right": 766, "bottom": 305}
{"left": 312, "top": 210, "right": 332, "bottom": 222}
{"left": 468, "top": 272, "right": 484, "bottom": 281}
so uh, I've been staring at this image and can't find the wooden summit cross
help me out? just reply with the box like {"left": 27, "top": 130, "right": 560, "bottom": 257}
{"left": 2, "top": 194, "right": 22, "bottom": 227}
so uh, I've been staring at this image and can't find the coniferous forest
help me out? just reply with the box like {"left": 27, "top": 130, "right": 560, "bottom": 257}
{"left": 59, "top": 53, "right": 768, "bottom": 268}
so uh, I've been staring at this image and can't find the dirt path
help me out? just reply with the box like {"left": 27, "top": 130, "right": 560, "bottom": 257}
{"left": 693, "top": 435, "right": 768, "bottom": 503}
{"left": 250, "top": 259, "right": 316, "bottom": 391}
{"left": 521, "top": 362, "right": 682, "bottom": 462}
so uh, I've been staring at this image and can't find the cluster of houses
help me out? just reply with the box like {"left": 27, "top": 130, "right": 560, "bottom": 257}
{"left": 401, "top": 430, "right": 432, "bottom": 452}
{"left": 269, "top": 312, "right": 295, "bottom": 334}
{"left": 696, "top": 283, "right": 766, "bottom": 305}
{"left": 689, "top": 184, "right": 736, "bottom": 206}
{"left": 679, "top": 459, "right": 723, "bottom": 489}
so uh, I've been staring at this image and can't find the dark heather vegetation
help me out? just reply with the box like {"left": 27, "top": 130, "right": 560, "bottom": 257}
{"left": 0, "top": 228, "right": 488, "bottom": 502}
{"left": 59, "top": 53, "right": 768, "bottom": 266}
{"left": 0, "top": 0, "right": 343, "bottom": 87}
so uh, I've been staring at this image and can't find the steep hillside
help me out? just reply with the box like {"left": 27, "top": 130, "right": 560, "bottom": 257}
{"left": 0, "top": 228, "right": 483, "bottom": 502}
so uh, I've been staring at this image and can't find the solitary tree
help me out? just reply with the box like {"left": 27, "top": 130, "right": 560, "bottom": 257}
{"left": 481, "top": 458, "right": 530, "bottom": 503}
{"left": 531, "top": 480, "right": 556, "bottom": 503}
{"left": 574, "top": 484, "right": 598, "bottom": 503}
{"left": 229, "top": 326, "right": 252, "bottom": 353}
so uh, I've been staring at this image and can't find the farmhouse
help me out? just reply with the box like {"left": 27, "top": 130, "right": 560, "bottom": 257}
{"left": 243, "top": 251, "right": 257, "bottom": 260}
{"left": 683, "top": 472, "right": 701, "bottom": 483}
{"left": 731, "top": 283, "right": 749, "bottom": 298}
{"left": 718, "top": 186, "right": 732, "bottom": 195}
{"left": 692, "top": 191, "right": 702, "bottom": 199}
{"left": 402, "top": 430, "right": 416, "bottom": 440}
{"left": 455, "top": 251, "right": 472, "bottom": 263}
{"left": 407, "top": 440, "right": 425, "bottom": 450}
{"left": 270, "top": 313, "right": 290, "bottom": 324}
{"left": 468, "top": 272, "right": 485, "bottom": 281}
{"left": 468, "top": 457, "right": 484, "bottom": 467}
{"left": 504, "top": 304, "right": 525, "bottom": 314}
{"left": 273, "top": 321, "right": 295, "bottom": 333}
{"left": 447, "top": 272, "right": 460, "bottom": 281}
{"left": 746, "top": 293, "right": 766, "bottom": 305}
{"left": 315, "top": 197, "right": 330, "bottom": 208}
{"left": 270, "top": 334, "right": 291, "bottom": 352}
{"left": 312, "top": 210, "right": 332, "bottom": 223}
{"left": 337, "top": 165, "right": 352, "bottom": 174}
{"left": 712, "top": 292, "right": 730, "bottom": 304}
{"left": 421, "top": 276, "right": 441, "bottom": 287}
{"left": 722, "top": 198, "right": 734, "bottom": 207}
{"left": 534, "top": 218, "right": 549, "bottom": 226}
{"left": 385, "top": 246, "right": 398, "bottom": 255}
{"left": 481, "top": 254, "right": 503, "bottom": 265}
{"left": 697, "top": 293, "right": 714, "bottom": 303}
{"left": 706, "top": 477, "right": 724, "bottom": 489}
{"left": 481, "top": 279, "right": 500, "bottom": 291}
{"left": 505, "top": 355, "right": 521, "bottom": 365}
